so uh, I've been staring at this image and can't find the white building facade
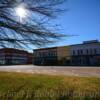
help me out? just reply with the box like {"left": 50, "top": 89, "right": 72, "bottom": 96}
{"left": 70, "top": 40, "right": 100, "bottom": 66}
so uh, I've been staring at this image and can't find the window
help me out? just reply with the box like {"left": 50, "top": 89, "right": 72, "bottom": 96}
{"left": 53, "top": 51, "right": 56, "bottom": 56}
{"left": 79, "top": 59, "right": 81, "bottom": 64}
{"left": 39, "top": 52, "right": 41, "bottom": 57}
{"left": 89, "top": 49, "right": 92, "bottom": 54}
{"left": 73, "top": 50, "right": 75, "bottom": 55}
{"left": 78, "top": 50, "right": 80, "bottom": 55}
{"left": 46, "top": 52, "right": 49, "bottom": 57}
{"left": 80, "top": 50, "right": 83, "bottom": 55}
{"left": 86, "top": 49, "right": 89, "bottom": 54}
{"left": 94, "top": 49, "right": 97, "bottom": 54}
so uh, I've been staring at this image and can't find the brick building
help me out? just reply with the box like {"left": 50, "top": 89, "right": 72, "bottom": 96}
{"left": 33, "top": 40, "right": 100, "bottom": 66}
{"left": 0, "top": 48, "right": 33, "bottom": 65}
{"left": 33, "top": 46, "right": 71, "bottom": 65}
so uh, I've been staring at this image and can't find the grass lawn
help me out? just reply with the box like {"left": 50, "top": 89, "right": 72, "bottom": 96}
{"left": 0, "top": 72, "right": 100, "bottom": 100}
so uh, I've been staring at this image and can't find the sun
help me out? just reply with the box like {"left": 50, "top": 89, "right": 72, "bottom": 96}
{"left": 16, "top": 6, "right": 26, "bottom": 18}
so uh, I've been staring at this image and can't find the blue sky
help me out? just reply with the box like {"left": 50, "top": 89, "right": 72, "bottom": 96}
{"left": 51, "top": 0, "right": 100, "bottom": 47}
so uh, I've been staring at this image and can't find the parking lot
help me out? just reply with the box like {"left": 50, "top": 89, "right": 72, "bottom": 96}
{"left": 0, "top": 65, "right": 100, "bottom": 77}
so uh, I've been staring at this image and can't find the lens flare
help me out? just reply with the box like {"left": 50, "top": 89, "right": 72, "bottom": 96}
{"left": 16, "top": 6, "right": 26, "bottom": 18}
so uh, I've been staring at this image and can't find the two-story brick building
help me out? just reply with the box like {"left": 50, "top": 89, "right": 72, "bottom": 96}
{"left": 33, "top": 46, "right": 71, "bottom": 65}
{"left": 0, "top": 48, "right": 33, "bottom": 65}
{"left": 33, "top": 40, "right": 100, "bottom": 66}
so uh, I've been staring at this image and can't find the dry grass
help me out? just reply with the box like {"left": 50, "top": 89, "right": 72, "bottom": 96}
{"left": 0, "top": 72, "right": 100, "bottom": 100}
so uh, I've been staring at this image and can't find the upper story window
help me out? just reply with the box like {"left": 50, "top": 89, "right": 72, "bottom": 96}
{"left": 47, "top": 51, "right": 56, "bottom": 57}
{"left": 86, "top": 49, "right": 89, "bottom": 54}
{"left": 72, "top": 50, "right": 75, "bottom": 55}
{"left": 80, "top": 50, "right": 83, "bottom": 55}
{"left": 94, "top": 49, "right": 97, "bottom": 54}
{"left": 53, "top": 51, "right": 57, "bottom": 56}
{"left": 39, "top": 52, "right": 42, "bottom": 57}
{"left": 90, "top": 49, "right": 92, "bottom": 54}
{"left": 45, "top": 52, "right": 49, "bottom": 57}
{"left": 78, "top": 50, "right": 80, "bottom": 55}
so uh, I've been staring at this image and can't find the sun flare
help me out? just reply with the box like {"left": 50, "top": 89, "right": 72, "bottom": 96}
{"left": 16, "top": 6, "right": 26, "bottom": 18}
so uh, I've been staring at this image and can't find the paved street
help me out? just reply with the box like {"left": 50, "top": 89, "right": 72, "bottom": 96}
{"left": 0, "top": 65, "right": 100, "bottom": 77}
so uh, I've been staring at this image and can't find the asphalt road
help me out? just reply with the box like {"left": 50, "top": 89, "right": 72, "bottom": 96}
{"left": 0, "top": 65, "right": 100, "bottom": 77}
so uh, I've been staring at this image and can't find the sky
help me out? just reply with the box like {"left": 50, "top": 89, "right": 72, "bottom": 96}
{"left": 1, "top": 0, "right": 100, "bottom": 52}
{"left": 52, "top": 0, "right": 100, "bottom": 47}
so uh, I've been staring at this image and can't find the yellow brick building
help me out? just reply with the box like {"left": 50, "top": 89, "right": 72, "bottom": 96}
{"left": 33, "top": 46, "right": 71, "bottom": 65}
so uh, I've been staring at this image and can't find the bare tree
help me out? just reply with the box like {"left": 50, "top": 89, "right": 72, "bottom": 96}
{"left": 0, "top": 0, "right": 65, "bottom": 50}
